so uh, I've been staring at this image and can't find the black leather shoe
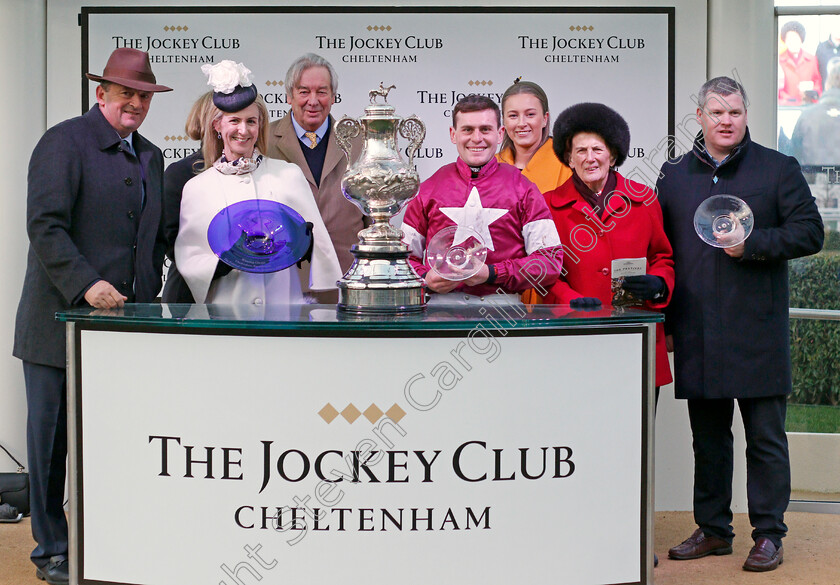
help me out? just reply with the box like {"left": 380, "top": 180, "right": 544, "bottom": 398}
{"left": 36, "top": 556, "right": 69, "bottom": 585}
{"left": 743, "top": 537, "right": 783, "bottom": 572}
{"left": 668, "top": 527, "right": 733, "bottom": 560}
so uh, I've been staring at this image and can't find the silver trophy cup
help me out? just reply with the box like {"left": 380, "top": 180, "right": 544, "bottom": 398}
{"left": 335, "top": 84, "right": 427, "bottom": 313}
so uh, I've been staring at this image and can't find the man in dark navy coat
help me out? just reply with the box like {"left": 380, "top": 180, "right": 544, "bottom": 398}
{"left": 657, "top": 77, "right": 824, "bottom": 573}
{"left": 12, "top": 48, "right": 171, "bottom": 585}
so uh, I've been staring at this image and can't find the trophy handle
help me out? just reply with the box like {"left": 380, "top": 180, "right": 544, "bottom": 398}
{"left": 399, "top": 115, "right": 426, "bottom": 168}
{"left": 334, "top": 116, "right": 361, "bottom": 163}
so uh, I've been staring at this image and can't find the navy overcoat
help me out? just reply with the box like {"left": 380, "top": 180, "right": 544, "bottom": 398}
{"left": 14, "top": 105, "right": 166, "bottom": 368}
{"left": 656, "top": 130, "right": 824, "bottom": 400}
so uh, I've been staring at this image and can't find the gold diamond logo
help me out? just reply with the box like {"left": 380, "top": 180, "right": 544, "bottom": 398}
{"left": 341, "top": 404, "right": 362, "bottom": 423}
{"left": 386, "top": 404, "right": 406, "bottom": 423}
{"left": 363, "top": 404, "right": 384, "bottom": 423}
{"left": 319, "top": 403, "right": 339, "bottom": 423}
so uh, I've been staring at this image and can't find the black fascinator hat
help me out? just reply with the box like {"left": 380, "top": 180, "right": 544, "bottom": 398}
{"left": 213, "top": 84, "right": 258, "bottom": 113}
{"left": 202, "top": 60, "right": 258, "bottom": 113}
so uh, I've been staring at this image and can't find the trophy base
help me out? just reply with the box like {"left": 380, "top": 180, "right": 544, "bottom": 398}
{"left": 337, "top": 252, "right": 427, "bottom": 314}
{"left": 337, "top": 286, "right": 426, "bottom": 314}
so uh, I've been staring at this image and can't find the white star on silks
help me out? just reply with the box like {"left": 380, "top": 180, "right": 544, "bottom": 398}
{"left": 439, "top": 186, "right": 509, "bottom": 251}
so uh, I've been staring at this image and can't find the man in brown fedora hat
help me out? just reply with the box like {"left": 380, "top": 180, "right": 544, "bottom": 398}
{"left": 13, "top": 47, "right": 171, "bottom": 585}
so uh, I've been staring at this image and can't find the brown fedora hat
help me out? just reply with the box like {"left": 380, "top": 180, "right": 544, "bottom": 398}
{"left": 86, "top": 48, "right": 173, "bottom": 92}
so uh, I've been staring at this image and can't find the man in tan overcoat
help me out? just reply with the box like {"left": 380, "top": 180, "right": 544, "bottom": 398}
{"left": 266, "top": 53, "right": 365, "bottom": 294}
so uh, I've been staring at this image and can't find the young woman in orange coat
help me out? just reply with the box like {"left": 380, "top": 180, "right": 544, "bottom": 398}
{"left": 496, "top": 80, "right": 572, "bottom": 303}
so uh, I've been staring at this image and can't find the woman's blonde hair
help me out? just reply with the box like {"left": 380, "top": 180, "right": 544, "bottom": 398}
{"left": 199, "top": 94, "right": 269, "bottom": 170}
{"left": 185, "top": 91, "right": 214, "bottom": 141}
{"left": 499, "top": 80, "right": 550, "bottom": 156}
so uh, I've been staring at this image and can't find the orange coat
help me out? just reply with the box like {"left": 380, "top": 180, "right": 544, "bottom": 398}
{"left": 496, "top": 139, "right": 572, "bottom": 194}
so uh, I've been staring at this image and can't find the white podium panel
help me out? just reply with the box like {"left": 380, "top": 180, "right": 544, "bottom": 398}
{"left": 68, "top": 321, "right": 653, "bottom": 585}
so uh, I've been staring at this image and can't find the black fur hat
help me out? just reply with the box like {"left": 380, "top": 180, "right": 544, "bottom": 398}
{"left": 552, "top": 102, "right": 631, "bottom": 167}
{"left": 781, "top": 20, "right": 805, "bottom": 43}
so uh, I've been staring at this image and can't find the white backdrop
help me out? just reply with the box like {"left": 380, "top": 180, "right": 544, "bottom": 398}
{"left": 84, "top": 7, "right": 672, "bottom": 185}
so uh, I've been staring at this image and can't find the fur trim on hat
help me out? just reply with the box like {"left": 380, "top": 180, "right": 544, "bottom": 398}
{"left": 552, "top": 102, "right": 631, "bottom": 167}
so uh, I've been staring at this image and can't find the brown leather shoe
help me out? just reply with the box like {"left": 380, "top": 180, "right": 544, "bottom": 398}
{"left": 668, "top": 528, "right": 733, "bottom": 560}
{"left": 743, "top": 537, "right": 783, "bottom": 572}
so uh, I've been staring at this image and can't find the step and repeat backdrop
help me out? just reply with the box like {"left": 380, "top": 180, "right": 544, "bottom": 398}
{"left": 82, "top": 6, "right": 673, "bottom": 188}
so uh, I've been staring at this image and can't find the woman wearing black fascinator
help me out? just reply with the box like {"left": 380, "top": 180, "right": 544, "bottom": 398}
{"left": 175, "top": 60, "right": 341, "bottom": 304}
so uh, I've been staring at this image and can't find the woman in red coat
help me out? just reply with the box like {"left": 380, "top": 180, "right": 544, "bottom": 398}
{"left": 543, "top": 103, "right": 675, "bottom": 388}
{"left": 778, "top": 20, "right": 822, "bottom": 105}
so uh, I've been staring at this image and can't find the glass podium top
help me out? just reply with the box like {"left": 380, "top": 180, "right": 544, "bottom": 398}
{"left": 57, "top": 303, "right": 663, "bottom": 332}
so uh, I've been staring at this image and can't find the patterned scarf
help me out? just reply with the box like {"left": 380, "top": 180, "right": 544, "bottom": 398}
{"left": 214, "top": 147, "right": 264, "bottom": 175}
{"left": 572, "top": 169, "right": 617, "bottom": 221}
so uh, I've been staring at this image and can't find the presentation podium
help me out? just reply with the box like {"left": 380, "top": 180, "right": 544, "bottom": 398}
{"left": 59, "top": 303, "right": 659, "bottom": 585}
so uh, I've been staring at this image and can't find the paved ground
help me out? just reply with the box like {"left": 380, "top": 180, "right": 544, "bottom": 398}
{"left": 2, "top": 510, "right": 839, "bottom": 584}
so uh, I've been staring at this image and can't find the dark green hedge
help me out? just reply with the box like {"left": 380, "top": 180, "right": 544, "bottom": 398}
{"left": 823, "top": 228, "right": 840, "bottom": 251}
{"left": 789, "top": 240, "right": 840, "bottom": 406}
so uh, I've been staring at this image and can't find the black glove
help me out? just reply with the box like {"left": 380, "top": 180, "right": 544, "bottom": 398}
{"left": 296, "top": 222, "right": 315, "bottom": 269}
{"left": 621, "top": 275, "right": 666, "bottom": 301}
{"left": 570, "top": 297, "right": 602, "bottom": 308}
{"left": 212, "top": 259, "right": 234, "bottom": 280}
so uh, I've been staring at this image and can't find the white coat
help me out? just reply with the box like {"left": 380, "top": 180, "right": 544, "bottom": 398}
{"left": 175, "top": 158, "right": 342, "bottom": 304}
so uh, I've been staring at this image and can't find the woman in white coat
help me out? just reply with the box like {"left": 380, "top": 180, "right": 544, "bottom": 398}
{"left": 176, "top": 61, "right": 341, "bottom": 304}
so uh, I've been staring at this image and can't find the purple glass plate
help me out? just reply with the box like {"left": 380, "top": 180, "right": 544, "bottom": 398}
{"left": 207, "top": 199, "right": 312, "bottom": 273}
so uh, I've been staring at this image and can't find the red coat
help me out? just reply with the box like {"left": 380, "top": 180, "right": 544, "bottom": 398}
{"left": 543, "top": 172, "right": 675, "bottom": 386}
{"left": 778, "top": 50, "right": 822, "bottom": 105}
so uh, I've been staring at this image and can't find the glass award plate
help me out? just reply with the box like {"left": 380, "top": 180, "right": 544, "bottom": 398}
{"left": 426, "top": 225, "right": 488, "bottom": 281}
{"left": 693, "top": 194, "right": 754, "bottom": 248}
{"left": 207, "top": 199, "right": 311, "bottom": 273}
